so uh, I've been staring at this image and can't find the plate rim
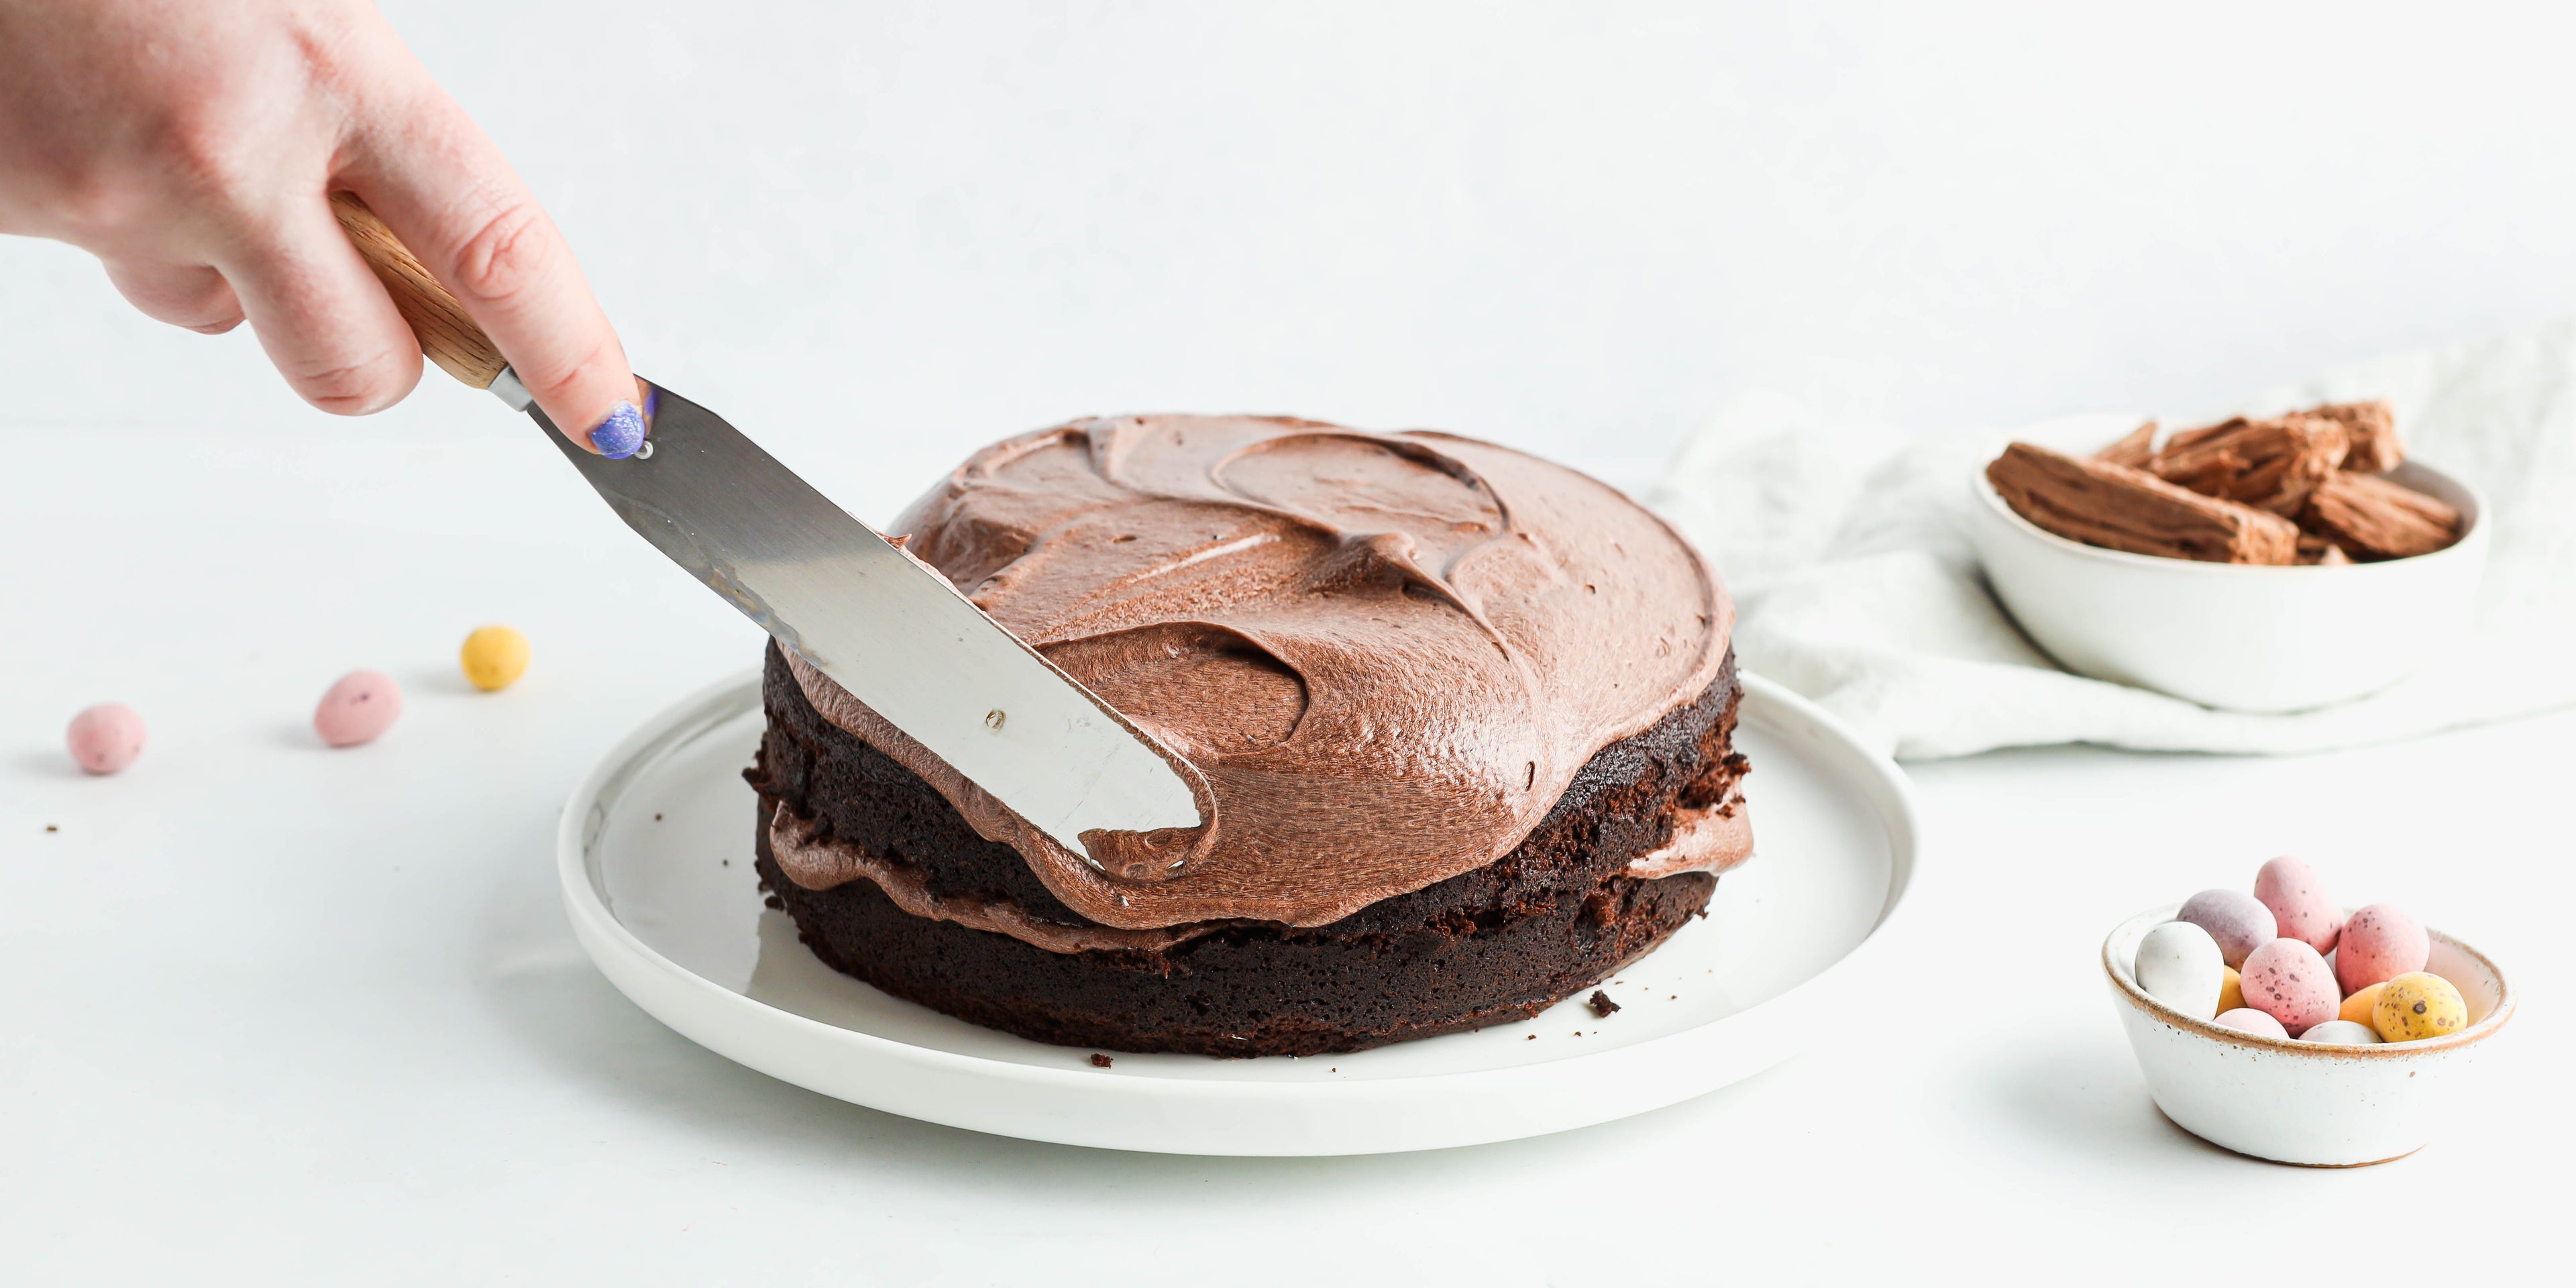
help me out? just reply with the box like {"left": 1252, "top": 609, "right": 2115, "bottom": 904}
{"left": 557, "top": 668, "right": 1920, "bottom": 1144}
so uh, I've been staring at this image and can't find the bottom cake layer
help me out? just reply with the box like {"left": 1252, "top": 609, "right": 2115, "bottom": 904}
{"left": 747, "top": 643, "right": 1745, "bottom": 1057}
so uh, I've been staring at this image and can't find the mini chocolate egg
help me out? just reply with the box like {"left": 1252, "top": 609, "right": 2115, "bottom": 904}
{"left": 2133, "top": 921, "right": 2225, "bottom": 1019}
{"left": 2298, "top": 1019, "right": 2383, "bottom": 1045}
{"left": 315, "top": 670, "right": 403, "bottom": 747}
{"left": 2214, "top": 1008, "right": 2289, "bottom": 1038}
{"left": 2254, "top": 855, "right": 2343, "bottom": 953}
{"left": 64, "top": 702, "right": 147, "bottom": 775}
{"left": 2373, "top": 971, "right": 2467, "bottom": 1042}
{"left": 2218, "top": 966, "right": 2244, "bottom": 1015}
{"left": 2178, "top": 889, "right": 2277, "bottom": 967}
{"left": 2334, "top": 904, "right": 2430, "bottom": 996}
{"left": 2239, "top": 938, "right": 2339, "bottom": 1036}
{"left": 460, "top": 625, "right": 531, "bottom": 692}
{"left": 2339, "top": 982, "right": 2385, "bottom": 1027}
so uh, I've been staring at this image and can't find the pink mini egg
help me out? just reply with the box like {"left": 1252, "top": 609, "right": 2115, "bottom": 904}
{"left": 314, "top": 670, "right": 403, "bottom": 747}
{"left": 64, "top": 702, "right": 147, "bottom": 774}
{"left": 2239, "top": 938, "right": 2340, "bottom": 1036}
{"left": 2335, "top": 904, "right": 2430, "bottom": 996}
{"left": 2214, "top": 1008, "right": 2290, "bottom": 1038}
{"left": 2253, "top": 855, "right": 2343, "bottom": 953}
{"left": 2177, "top": 889, "right": 2276, "bottom": 968}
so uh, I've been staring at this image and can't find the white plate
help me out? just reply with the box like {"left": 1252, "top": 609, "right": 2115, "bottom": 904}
{"left": 559, "top": 669, "right": 1918, "bottom": 1156}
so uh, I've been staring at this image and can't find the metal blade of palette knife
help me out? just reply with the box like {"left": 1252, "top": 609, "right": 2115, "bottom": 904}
{"left": 526, "top": 381, "right": 1203, "bottom": 860}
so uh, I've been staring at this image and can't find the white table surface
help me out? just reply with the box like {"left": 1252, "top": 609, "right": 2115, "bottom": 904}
{"left": 3, "top": 427, "right": 2561, "bottom": 1285}
{"left": 7, "top": 3, "right": 2572, "bottom": 1281}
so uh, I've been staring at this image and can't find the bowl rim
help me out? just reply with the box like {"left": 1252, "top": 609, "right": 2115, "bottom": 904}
{"left": 1968, "top": 458, "right": 2488, "bottom": 576}
{"left": 2102, "top": 902, "right": 2516, "bottom": 1057}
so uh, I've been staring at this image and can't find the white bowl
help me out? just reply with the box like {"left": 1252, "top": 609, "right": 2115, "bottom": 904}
{"left": 1966, "top": 458, "right": 2488, "bottom": 712}
{"left": 2102, "top": 904, "right": 2514, "bottom": 1166}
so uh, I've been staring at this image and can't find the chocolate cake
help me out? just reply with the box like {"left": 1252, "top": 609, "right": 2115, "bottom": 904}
{"left": 745, "top": 415, "right": 1748, "bottom": 1057}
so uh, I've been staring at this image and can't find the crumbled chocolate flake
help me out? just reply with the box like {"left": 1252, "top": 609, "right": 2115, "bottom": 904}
{"left": 763, "top": 895, "right": 785, "bottom": 910}
{"left": 1089, "top": 1053, "right": 1113, "bottom": 1068}
{"left": 1587, "top": 990, "right": 1621, "bottom": 1018}
{"left": 44, "top": 824, "right": 58, "bottom": 833}
{"left": 654, "top": 813, "right": 663, "bottom": 822}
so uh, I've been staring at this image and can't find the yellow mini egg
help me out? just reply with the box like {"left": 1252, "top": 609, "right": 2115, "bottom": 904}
{"left": 2373, "top": 971, "right": 2467, "bottom": 1043}
{"left": 2217, "top": 967, "right": 2245, "bottom": 1015}
{"left": 460, "top": 625, "right": 531, "bottom": 692}
{"left": 2339, "top": 982, "right": 2383, "bottom": 1027}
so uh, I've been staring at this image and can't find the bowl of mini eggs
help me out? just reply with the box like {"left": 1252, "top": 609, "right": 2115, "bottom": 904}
{"left": 2101, "top": 857, "right": 2513, "bottom": 1167}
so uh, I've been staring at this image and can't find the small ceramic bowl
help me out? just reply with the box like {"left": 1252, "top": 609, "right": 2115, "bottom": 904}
{"left": 1965, "top": 445, "right": 2489, "bottom": 712}
{"left": 2102, "top": 904, "right": 2514, "bottom": 1166}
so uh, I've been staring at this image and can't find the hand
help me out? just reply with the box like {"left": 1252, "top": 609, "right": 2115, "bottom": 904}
{"left": 0, "top": 0, "right": 639, "bottom": 451}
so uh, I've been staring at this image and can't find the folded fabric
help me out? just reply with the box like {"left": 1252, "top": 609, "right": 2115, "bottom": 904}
{"left": 1647, "top": 318, "right": 2576, "bottom": 760}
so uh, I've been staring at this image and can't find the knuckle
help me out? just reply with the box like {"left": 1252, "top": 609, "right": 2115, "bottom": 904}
{"left": 444, "top": 199, "right": 556, "bottom": 307}
{"left": 292, "top": 347, "right": 413, "bottom": 415}
{"left": 521, "top": 338, "right": 623, "bottom": 404}
{"left": 149, "top": 106, "right": 265, "bottom": 210}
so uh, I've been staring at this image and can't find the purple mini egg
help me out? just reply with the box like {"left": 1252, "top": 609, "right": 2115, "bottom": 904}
{"left": 2254, "top": 855, "right": 2343, "bottom": 953}
{"left": 2214, "top": 1008, "right": 2290, "bottom": 1038}
{"left": 2239, "top": 937, "right": 2340, "bottom": 1036}
{"left": 2335, "top": 904, "right": 2431, "bottom": 996}
{"left": 2177, "top": 889, "right": 2276, "bottom": 968}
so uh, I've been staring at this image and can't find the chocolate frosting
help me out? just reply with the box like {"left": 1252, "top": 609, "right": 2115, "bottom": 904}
{"left": 788, "top": 415, "right": 1733, "bottom": 930}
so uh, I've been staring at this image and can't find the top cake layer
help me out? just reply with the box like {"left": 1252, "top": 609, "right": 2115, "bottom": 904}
{"left": 788, "top": 415, "right": 1733, "bottom": 929}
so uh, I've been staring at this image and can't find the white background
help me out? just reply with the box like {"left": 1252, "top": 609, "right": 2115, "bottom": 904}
{"left": 2, "top": 2, "right": 2567, "bottom": 1283}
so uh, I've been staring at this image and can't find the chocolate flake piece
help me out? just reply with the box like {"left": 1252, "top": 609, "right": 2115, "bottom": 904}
{"left": 2151, "top": 414, "right": 2347, "bottom": 515}
{"left": 2300, "top": 472, "right": 2461, "bottom": 561}
{"left": 1089, "top": 1053, "right": 1114, "bottom": 1067}
{"left": 1587, "top": 989, "right": 1621, "bottom": 1018}
{"left": 2096, "top": 421, "right": 2157, "bottom": 469}
{"left": 1987, "top": 443, "right": 2300, "bottom": 564}
{"left": 2310, "top": 400, "right": 2403, "bottom": 474}
{"left": 2294, "top": 534, "right": 2354, "bottom": 566}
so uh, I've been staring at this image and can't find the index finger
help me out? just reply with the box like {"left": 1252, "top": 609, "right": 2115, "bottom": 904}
{"left": 341, "top": 81, "right": 638, "bottom": 453}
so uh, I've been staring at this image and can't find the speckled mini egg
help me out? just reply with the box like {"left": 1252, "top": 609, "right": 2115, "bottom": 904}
{"left": 2373, "top": 971, "right": 2468, "bottom": 1043}
{"left": 2214, "top": 1008, "right": 2290, "bottom": 1038}
{"left": 2339, "top": 982, "right": 2385, "bottom": 1027}
{"left": 315, "top": 670, "right": 403, "bottom": 747}
{"left": 2254, "top": 855, "right": 2344, "bottom": 953}
{"left": 2133, "top": 921, "right": 2226, "bottom": 1020}
{"left": 2178, "top": 888, "right": 2277, "bottom": 968}
{"left": 2218, "top": 966, "right": 2245, "bottom": 1015}
{"left": 2239, "top": 938, "right": 2339, "bottom": 1036}
{"left": 2298, "top": 1019, "right": 2383, "bottom": 1046}
{"left": 2334, "top": 904, "right": 2430, "bottom": 997}
{"left": 64, "top": 702, "right": 147, "bottom": 775}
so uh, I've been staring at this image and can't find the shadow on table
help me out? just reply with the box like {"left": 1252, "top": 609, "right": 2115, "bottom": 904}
{"left": 1974, "top": 1034, "right": 2239, "bottom": 1168}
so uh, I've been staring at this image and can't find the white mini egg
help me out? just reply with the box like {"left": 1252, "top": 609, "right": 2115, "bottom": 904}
{"left": 2133, "top": 920, "right": 2225, "bottom": 1020}
{"left": 2298, "top": 1020, "right": 2383, "bottom": 1046}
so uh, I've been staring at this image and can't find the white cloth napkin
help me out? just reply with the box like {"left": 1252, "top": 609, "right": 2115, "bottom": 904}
{"left": 1646, "top": 319, "right": 2576, "bottom": 760}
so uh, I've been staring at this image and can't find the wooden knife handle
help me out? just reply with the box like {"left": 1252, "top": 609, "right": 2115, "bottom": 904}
{"left": 329, "top": 192, "right": 509, "bottom": 390}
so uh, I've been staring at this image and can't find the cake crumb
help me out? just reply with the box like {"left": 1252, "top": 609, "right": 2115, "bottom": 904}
{"left": 1526, "top": 1034, "right": 1536, "bottom": 1040}
{"left": 654, "top": 813, "right": 663, "bottom": 821}
{"left": 1587, "top": 990, "right": 1621, "bottom": 1018}
{"left": 722, "top": 859, "right": 731, "bottom": 866}
{"left": 1089, "top": 1053, "right": 1113, "bottom": 1068}
{"left": 44, "top": 824, "right": 58, "bottom": 833}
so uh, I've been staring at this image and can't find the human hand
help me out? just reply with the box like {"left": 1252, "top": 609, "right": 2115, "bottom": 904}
{"left": 0, "top": 0, "right": 641, "bottom": 452}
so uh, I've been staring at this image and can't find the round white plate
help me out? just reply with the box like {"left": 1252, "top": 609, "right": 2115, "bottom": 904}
{"left": 559, "top": 669, "right": 1918, "bottom": 1156}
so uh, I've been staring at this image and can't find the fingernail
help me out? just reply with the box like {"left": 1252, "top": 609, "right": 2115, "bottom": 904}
{"left": 588, "top": 400, "right": 646, "bottom": 459}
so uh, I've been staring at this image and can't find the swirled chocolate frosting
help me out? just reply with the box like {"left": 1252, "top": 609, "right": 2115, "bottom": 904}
{"left": 786, "top": 415, "right": 1733, "bottom": 929}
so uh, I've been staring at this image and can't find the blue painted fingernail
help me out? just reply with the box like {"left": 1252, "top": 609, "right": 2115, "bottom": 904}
{"left": 588, "top": 400, "right": 646, "bottom": 459}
